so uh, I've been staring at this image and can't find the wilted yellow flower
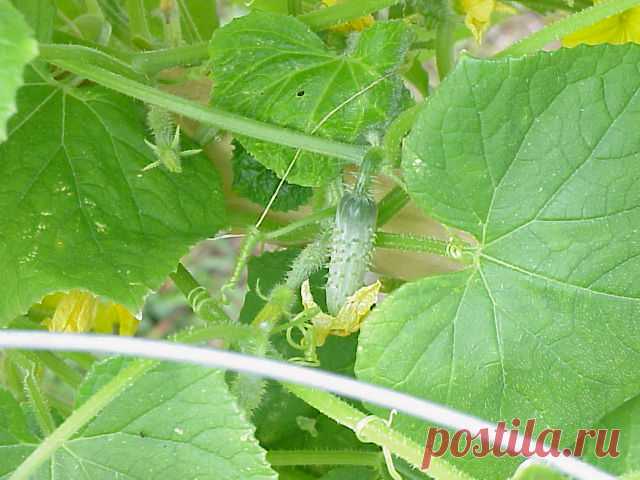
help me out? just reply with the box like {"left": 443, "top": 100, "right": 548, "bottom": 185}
{"left": 456, "top": 0, "right": 515, "bottom": 43}
{"left": 301, "top": 280, "right": 381, "bottom": 346}
{"left": 563, "top": 1, "right": 640, "bottom": 47}
{"left": 322, "top": 0, "right": 375, "bottom": 33}
{"left": 39, "top": 290, "right": 139, "bottom": 336}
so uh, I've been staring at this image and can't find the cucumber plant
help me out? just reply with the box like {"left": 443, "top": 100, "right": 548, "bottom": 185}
{"left": 1, "top": 0, "right": 640, "bottom": 479}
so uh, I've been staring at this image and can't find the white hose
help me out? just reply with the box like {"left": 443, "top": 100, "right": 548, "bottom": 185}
{"left": 0, "top": 330, "right": 614, "bottom": 480}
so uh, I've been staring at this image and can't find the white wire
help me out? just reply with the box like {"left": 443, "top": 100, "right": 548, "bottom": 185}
{"left": 0, "top": 330, "right": 613, "bottom": 480}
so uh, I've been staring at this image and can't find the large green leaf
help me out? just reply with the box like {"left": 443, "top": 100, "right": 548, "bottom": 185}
{"left": 0, "top": 0, "right": 38, "bottom": 142}
{"left": 0, "top": 76, "right": 225, "bottom": 324}
{"left": 356, "top": 44, "right": 640, "bottom": 478}
{"left": 0, "top": 361, "right": 276, "bottom": 479}
{"left": 209, "top": 12, "right": 412, "bottom": 186}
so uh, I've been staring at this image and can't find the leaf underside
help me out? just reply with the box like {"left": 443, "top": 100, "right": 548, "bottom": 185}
{"left": 356, "top": 44, "right": 640, "bottom": 478}
{"left": 0, "top": 72, "right": 226, "bottom": 324}
{"left": 209, "top": 12, "right": 413, "bottom": 186}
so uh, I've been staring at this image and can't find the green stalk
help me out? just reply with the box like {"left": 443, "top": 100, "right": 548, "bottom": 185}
{"left": 287, "top": 385, "right": 473, "bottom": 480}
{"left": 170, "top": 263, "right": 230, "bottom": 324}
{"left": 42, "top": 57, "right": 367, "bottom": 164}
{"left": 267, "top": 450, "right": 381, "bottom": 467}
{"left": 264, "top": 207, "right": 335, "bottom": 241}
{"left": 382, "top": 103, "right": 423, "bottom": 168}
{"left": 376, "top": 187, "right": 410, "bottom": 227}
{"left": 131, "top": 42, "right": 209, "bottom": 74}
{"left": 299, "top": 0, "right": 399, "bottom": 31}
{"left": 38, "top": 44, "right": 147, "bottom": 83}
{"left": 497, "top": 0, "right": 640, "bottom": 57}
{"left": 32, "top": 351, "right": 82, "bottom": 388}
{"left": 435, "top": 16, "right": 456, "bottom": 80}
{"left": 375, "top": 232, "right": 453, "bottom": 257}
{"left": 24, "top": 368, "right": 57, "bottom": 437}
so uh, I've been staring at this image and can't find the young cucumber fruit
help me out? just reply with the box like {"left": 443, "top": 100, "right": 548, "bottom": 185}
{"left": 326, "top": 172, "right": 378, "bottom": 316}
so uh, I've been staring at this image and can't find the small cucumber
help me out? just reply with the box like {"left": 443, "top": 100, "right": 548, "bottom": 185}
{"left": 326, "top": 190, "right": 377, "bottom": 315}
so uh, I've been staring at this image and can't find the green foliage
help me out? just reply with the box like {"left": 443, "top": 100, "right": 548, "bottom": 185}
{"left": 2, "top": 2, "right": 640, "bottom": 479}
{"left": 209, "top": 12, "right": 413, "bottom": 186}
{"left": 356, "top": 44, "right": 640, "bottom": 478}
{"left": 0, "top": 0, "right": 38, "bottom": 142}
{"left": 0, "top": 76, "right": 225, "bottom": 324}
{"left": 1, "top": 360, "right": 276, "bottom": 479}
{"left": 232, "top": 141, "right": 313, "bottom": 212}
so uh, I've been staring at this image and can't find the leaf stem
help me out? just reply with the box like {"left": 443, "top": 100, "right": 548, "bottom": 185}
{"left": 376, "top": 187, "right": 410, "bottom": 227}
{"left": 497, "top": 0, "right": 640, "bottom": 57}
{"left": 287, "top": 385, "right": 472, "bottom": 480}
{"left": 170, "top": 263, "right": 231, "bottom": 324}
{"left": 24, "top": 368, "right": 57, "bottom": 437}
{"left": 435, "top": 15, "right": 456, "bottom": 80}
{"left": 44, "top": 58, "right": 367, "bottom": 164}
{"left": 38, "top": 44, "right": 147, "bottom": 83}
{"left": 266, "top": 449, "right": 381, "bottom": 467}
{"left": 32, "top": 351, "right": 83, "bottom": 388}
{"left": 299, "top": 0, "right": 399, "bottom": 31}
{"left": 131, "top": 42, "right": 210, "bottom": 74}
{"left": 264, "top": 207, "right": 335, "bottom": 241}
{"left": 375, "top": 232, "right": 451, "bottom": 256}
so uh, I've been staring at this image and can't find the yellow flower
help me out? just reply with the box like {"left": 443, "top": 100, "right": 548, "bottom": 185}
{"left": 563, "top": 1, "right": 640, "bottom": 47}
{"left": 322, "top": 0, "right": 375, "bottom": 33}
{"left": 39, "top": 290, "right": 139, "bottom": 336}
{"left": 455, "top": 0, "right": 515, "bottom": 43}
{"left": 301, "top": 280, "right": 380, "bottom": 346}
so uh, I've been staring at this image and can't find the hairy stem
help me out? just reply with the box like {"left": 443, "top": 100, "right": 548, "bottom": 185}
{"left": 131, "top": 42, "right": 209, "bottom": 74}
{"left": 287, "top": 385, "right": 472, "bottom": 480}
{"left": 497, "top": 0, "right": 640, "bottom": 57}
{"left": 376, "top": 187, "right": 410, "bottom": 227}
{"left": 42, "top": 56, "right": 367, "bottom": 164}
{"left": 375, "top": 232, "right": 453, "bottom": 257}
{"left": 300, "top": 0, "right": 399, "bottom": 30}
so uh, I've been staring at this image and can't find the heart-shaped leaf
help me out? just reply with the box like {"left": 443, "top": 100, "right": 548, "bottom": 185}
{"left": 356, "top": 44, "right": 640, "bottom": 478}
{"left": 209, "top": 12, "right": 412, "bottom": 186}
{"left": 0, "top": 75, "right": 226, "bottom": 324}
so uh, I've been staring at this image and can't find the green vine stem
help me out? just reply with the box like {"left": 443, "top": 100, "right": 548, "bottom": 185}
{"left": 170, "top": 263, "right": 231, "bottom": 324}
{"left": 286, "top": 385, "right": 473, "bottom": 480}
{"left": 24, "top": 367, "right": 57, "bottom": 437}
{"left": 497, "top": 0, "right": 640, "bottom": 57}
{"left": 9, "top": 326, "right": 255, "bottom": 480}
{"left": 38, "top": 44, "right": 147, "bottom": 83}
{"left": 299, "top": 0, "right": 399, "bottom": 31}
{"left": 382, "top": 103, "right": 423, "bottom": 168}
{"left": 266, "top": 450, "right": 381, "bottom": 467}
{"left": 376, "top": 186, "right": 410, "bottom": 227}
{"left": 264, "top": 207, "right": 335, "bottom": 241}
{"left": 41, "top": 55, "right": 367, "bottom": 164}
{"left": 131, "top": 42, "right": 209, "bottom": 74}
{"left": 32, "top": 351, "right": 82, "bottom": 388}
{"left": 375, "top": 232, "right": 460, "bottom": 258}
{"left": 435, "top": 12, "right": 456, "bottom": 80}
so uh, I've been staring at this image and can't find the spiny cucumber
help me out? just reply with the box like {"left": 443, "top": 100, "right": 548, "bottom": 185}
{"left": 326, "top": 148, "right": 381, "bottom": 315}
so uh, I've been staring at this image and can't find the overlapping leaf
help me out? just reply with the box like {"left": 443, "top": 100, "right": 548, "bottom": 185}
{"left": 1, "top": 361, "right": 276, "bottom": 479}
{"left": 0, "top": 75, "right": 225, "bottom": 324}
{"left": 209, "top": 12, "right": 412, "bottom": 186}
{"left": 356, "top": 44, "right": 640, "bottom": 478}
{"left": 0, "top": 0, "right": 38, "bottom": 142}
